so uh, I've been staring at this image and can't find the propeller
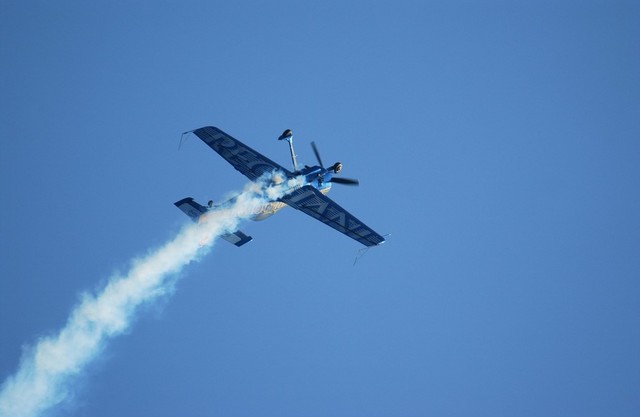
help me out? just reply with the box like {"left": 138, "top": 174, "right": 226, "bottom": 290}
{"left": 311, "top": 141, "right": 324, "bottom": 168}
{"left": 310, "top": 141, "right": 359, "bottom": 186}
{"left": 330, "top": 177, "right": 360, "bottom": 186}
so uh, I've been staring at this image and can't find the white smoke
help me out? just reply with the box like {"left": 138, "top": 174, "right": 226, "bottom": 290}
{"left": 0, "top": 172, "right": 303, "bottom": 417}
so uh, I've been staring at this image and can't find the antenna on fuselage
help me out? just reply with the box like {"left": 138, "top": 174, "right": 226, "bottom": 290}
{"left": 277, "top": 129, "right": 298, "bottom": 172}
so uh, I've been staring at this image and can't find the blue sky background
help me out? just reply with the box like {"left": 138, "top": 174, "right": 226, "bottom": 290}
{"left": 1, "top": 1, "right": 639, "bottom": 416}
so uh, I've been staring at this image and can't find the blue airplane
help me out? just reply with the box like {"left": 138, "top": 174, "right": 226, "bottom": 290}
{"left": 175, "top": 126, "right": 385, "bottom": 248}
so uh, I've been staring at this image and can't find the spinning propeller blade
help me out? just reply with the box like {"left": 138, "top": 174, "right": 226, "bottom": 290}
{"left": 330, "top": 177, "right": 360, "bottom": 186}
{"left": 310, "top": 141, "right": 324, "bottom": 168}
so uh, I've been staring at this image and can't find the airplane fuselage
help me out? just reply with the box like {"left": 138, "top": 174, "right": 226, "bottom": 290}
{"left": 241, "top": 164, "right": 333, "bottom": 221}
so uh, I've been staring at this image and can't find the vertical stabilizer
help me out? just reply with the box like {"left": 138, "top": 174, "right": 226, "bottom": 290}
{"left": 277, "top": 129, "right": 298, "bottom": 172}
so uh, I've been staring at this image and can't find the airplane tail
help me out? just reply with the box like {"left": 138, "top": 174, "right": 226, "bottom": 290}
{"left": 174, "top": 198, "right": 253, "bottom": 247}
{"left": 174, "top": 197, "right": 208, "bottom": 221}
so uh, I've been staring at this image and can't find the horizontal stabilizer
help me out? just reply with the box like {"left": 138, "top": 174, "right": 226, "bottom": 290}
{"left": 174, "top": 197, "right": 252, "bottom": 247}
{"left": 174, "top": 197, "right": 207, "bottom": 221}
{"left": 221, "top": 230, "right": 253, "bottom": 247}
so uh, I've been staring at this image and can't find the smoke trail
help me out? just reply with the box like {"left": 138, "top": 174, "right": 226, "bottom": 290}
{"left": 0, "top": 172, "right": 303, "bottom": 417}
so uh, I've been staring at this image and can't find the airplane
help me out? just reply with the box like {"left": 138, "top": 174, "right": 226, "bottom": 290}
{"left": 175, "top": 126, "right": 385, "bottom": 248}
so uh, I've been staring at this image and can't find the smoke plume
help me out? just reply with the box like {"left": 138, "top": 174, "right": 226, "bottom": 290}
{"left": 0, "top": 172, "right": 302, "bottom": 417}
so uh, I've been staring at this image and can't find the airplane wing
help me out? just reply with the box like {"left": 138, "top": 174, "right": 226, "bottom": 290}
{"left": 281, "top": 186, "right": 385, "bottom": 247}
{"left": 192, "top": 126, "right": 292, "bottom": 181}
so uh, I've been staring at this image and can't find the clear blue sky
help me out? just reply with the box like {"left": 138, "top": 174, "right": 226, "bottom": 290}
{"left": 1, "top": 1, "right": 639, "bottom": 416}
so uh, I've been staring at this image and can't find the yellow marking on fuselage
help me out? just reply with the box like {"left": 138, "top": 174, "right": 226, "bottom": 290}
{"left": 251, "top": 185, "right": 331, "bottom": 221}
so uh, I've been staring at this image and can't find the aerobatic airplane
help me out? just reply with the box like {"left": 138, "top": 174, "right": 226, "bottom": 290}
{"left": 175, "top": 126, "right": 385, "bottom": 247}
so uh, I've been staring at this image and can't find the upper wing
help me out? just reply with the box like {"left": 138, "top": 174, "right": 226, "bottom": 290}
{"left": 281, "top": 186, "right": 385, "bottom": 247}
{"left": 192, "top": 126, "right": 292, "bottom": 181}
